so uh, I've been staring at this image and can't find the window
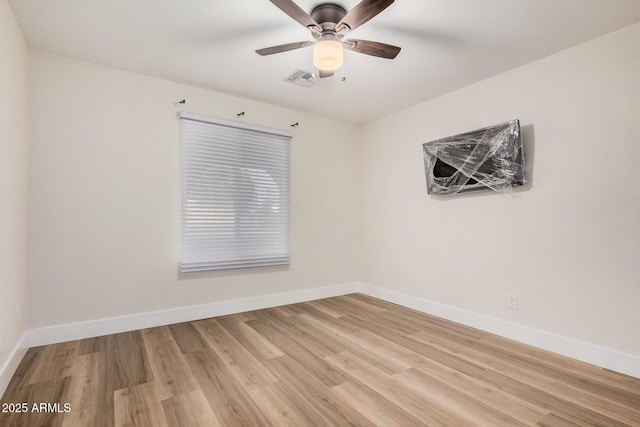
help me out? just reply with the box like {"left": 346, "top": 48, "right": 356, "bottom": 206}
{"left": 180, "top": 112, "right": 291, "bottom": 273}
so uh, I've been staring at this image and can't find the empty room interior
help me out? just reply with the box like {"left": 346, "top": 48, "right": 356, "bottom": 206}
{"left": 2, "top": 0, "right": 640, "bottom": 425}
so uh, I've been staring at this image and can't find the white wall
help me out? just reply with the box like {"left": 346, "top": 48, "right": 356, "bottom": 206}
{"left": 361, "top": 23, "right": 640, "bottom": 356}
{"left": 28, "top": 50, "right": 362, "bottom": 328}
{"left": 0, "top": 0, "right": 29, "bottom": 383}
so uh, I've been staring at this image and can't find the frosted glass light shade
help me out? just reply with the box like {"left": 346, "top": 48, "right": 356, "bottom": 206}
{"left": 313, "top": 40, "right": 344, "bottom": 71}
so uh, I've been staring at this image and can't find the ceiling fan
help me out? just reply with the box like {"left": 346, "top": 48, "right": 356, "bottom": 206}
{"left": 256, "top": 0, "right": 401, "bottom": 78}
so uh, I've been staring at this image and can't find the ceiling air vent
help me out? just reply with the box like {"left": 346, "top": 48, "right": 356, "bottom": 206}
{"left": 284, "top": 69, "right": 317, "bottom": 88}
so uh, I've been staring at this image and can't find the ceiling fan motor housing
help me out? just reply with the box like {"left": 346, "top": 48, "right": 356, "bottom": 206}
{"left": 311, "top": 3, "right": 347, "bottom": 31}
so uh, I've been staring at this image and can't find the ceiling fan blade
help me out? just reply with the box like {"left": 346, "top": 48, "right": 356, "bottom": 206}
{"left": 319, "top": 70, "right": 334, "bottom": 78}
{"left": 268, "top": 0, "right": 320, "bottom": 32}
{"left": 345, "top": 39, "right": 401, "bottom": 59}
{"left": 336, "top": 0, "right": 394, "bottom": 33}
{"left": 256, "top": 41, "right": 313, "bottom": 56}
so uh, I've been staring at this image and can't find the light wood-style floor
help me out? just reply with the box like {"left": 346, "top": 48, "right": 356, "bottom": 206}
{"left": 2, "top": 294, "right": 640, "bottom": 426}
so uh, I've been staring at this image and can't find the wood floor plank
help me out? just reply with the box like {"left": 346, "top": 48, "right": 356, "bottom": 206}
{"left": 106, "top": 331, "right": 153, "bottom": 391}
{"left": 479, "top": 366, "right": 631, "bottom": 426}
{"left": 6, "top": 376, "right": 72, "bottom": 427}
{"left": 297, "top": 312, "right": 411, "bottom": 375}
{"left": 307, "top": 298, "right": 353, "bottom": 318}
{"left": 215, "top": 315, "right": 285, "bottom": 361}
{"left": 245, "top": 384, "right": 317, "bottom": 427}
{"left": 331, "top": 380, "right": 425, "bottom": 427}
{"left": 458, "top": 334, "right": 640, "bottom": 411}
{"left": 97, "top": 330, "right": 155, "bottom": 427}
{"left": 184, "top": 348, "right": 273, "bottom": 427}
{"left": 296, "top": 301, "right": 361, "bottom": 334}
{"left": 249, "top": 308, "right": 291, "bottom": 323}
{"left": 161, "top": 390, "right": 222, "bottom": 427}
{"left": 0, "top": 346, "right": 44, "bottom": 399}
{"left": 264, "top": 355, "right": 377, "bottom": 427}
{"left": 483, "top": 333, "right": 640, "bottom": 393}
{"left": 378, "top": 303, "right": 491, "bottom": 341}
{"left": 325, "top": 298, "right": 405, "bottom": 324}
{"left": 394, "top": 367, "right": 530, "bottom": 426}
{"left": 338, "top": 293, "right": 389, "bottom": 314}
{"left": 326, "top": 350, "right": 473, "bottom": 426}
{"left": 352, "top": 329, "right": 548, "bottom": 425}
{"left": 536, "top": 412, "right": 582, "bottom": 426}
{"left": 114, "top": 382, "right": 169, "bottom": 427}
{"left": 62, "top": 352, "right": 106, "bottom": 427}
{"left": 247, "top": 317, "right": 348, "bottom": 387}
{"left": 270, "top": 306, "right": 299, "bottom": 317}
{"left": 340, "top": 310, "right": 424, "bottom": 337}
{"left": 2, "top": 294, "right": 639, "bottom": 426}
{"left": 345, "top": 292, "right": 400, "bottom": 310}
{"left": 192, "top": 318, "right": 278, "bottom": 389}
{"left": 267, "top": 312, "right": 346, "bottom": 357}
{"left": 78, "top": 335, "right": 108, "bottom": 355}
{"left": 28, "top": 341, "right": 79, "bottom": 384}
{"left": 167, "top": 322, "right": 209, "bottom": 354}
{"left": 140, "top": 326, "right": 199, "bottom": 399}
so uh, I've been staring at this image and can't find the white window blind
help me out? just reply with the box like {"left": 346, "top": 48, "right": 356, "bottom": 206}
{"left": 180, "top": 112, "right": 291, "bottom": 273}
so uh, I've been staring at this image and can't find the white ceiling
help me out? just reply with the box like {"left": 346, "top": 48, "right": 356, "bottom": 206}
{"left": 9, "top": 0, "right": 640, "bottom": 124}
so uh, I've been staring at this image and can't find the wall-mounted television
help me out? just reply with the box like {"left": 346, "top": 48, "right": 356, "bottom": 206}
{"left": 422, "top": 119, "right": 525, "bottom": 196}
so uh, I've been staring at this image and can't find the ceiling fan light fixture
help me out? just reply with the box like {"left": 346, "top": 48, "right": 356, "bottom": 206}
{"left": 313, "top": 40, "right": 344, "bottom": 71}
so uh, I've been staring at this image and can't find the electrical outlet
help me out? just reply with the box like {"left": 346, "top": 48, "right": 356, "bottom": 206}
{"left": 507, "top": 294, "right": 519, "bottom": 310}
{"left": 315, "top": 268, "right": 323, "bottom": 279}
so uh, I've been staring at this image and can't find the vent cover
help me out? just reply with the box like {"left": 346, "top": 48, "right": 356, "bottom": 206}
{"left": 284, "top": 69, "right": 317, "bottom": 87}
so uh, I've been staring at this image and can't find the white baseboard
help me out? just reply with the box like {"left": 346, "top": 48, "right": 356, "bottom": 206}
{"left": 8, "top": 280, "right": 639, "bottom": 396}
{"left": 358, "top": 283, "right": 640, "bottom": 379}
{"left": 28, "top": 282, "right": 360, "bottom": 348}
{"left": 0, "top": 331, "right": 29, "bottom": 398}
